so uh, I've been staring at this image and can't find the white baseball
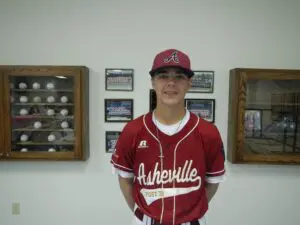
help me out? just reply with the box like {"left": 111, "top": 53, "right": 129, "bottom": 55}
{"left": 60, "top": 109, "right": 68, "bottom": 116}
{"left": 34, "top": 121, "right": 42, "bottom": 129}
{"left": 47, "top": 109, "right": 55, "bottom": 116}
{"left": 61, "top": 121, "right": 69, "bottom": 129}
{"left": 46, "top": 82, "right": 55, "bottom": 89}
{"left": 48, "top": 148, "right": 56, "bottom": 152}
{"left": 60, "top": 96, "right": 68, "bottom": 103}
{"left": 47, "top": 96, "right": 55, "bottom": 103}
{"left": 19, "top": 82, "right": 27, "bottom": 89}
{"left": 19, "top": 96, "right": 28, "bottom": 103}
{"left": 33, "top": 96, "right": 41, "bottom": 103}
{"left": 20, "top": 109, "right": 28, "bottom": 115}
{"left": 32, "top": 82, "right": 40, "bottom": 89}
{"left": 48, "top": 134, "right": 56, "bottom": 142}
{"left": 20, "top": 134, "right": 28, "bottom": 142}
{"left": 21, "top": 148, "right": 28, "bottom": 152}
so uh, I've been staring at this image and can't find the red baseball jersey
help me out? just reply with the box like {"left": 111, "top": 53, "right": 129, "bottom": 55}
{"left": 111, "top": 112, "right": 225, "bottom": 225}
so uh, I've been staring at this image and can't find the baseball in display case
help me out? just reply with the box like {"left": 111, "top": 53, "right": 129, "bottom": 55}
{"left": 0, "top": 66, "right": 89, "bottom": 161}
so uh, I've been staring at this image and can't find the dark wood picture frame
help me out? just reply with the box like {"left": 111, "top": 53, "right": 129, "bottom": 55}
{"left": 149, "top": 89, "right": 156, "bottom": 112}
{"left": 227, "top": 68, "right": 300, "bottom": 164}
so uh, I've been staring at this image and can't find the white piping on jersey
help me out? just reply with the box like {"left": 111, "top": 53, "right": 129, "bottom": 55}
{"left": 206, "top": 168, "right": 225, "bottom": 174}
{"left": 143, "top": 114, "right": 200, "bottom": 225}
{"left": 111, "top": 159, "right": 133, "bottom": 172}
{"left": 172, "top": 117, "right": 199, "bottom": 225}
{"left": 143, "top": 115, "right": 165, "bottom": 224}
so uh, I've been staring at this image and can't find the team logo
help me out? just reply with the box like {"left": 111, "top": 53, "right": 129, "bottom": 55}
{"left": 163, "top": 51, "right": 179, "bottom": 64}
{"left": 138, "top": 140, "right": 148, "bottom": 149}
{"left": 137, "top": 160, "right": 201, "bottom": 205}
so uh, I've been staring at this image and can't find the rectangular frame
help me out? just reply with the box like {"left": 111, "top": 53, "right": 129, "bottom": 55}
{"left": 105, "top": 68, "right": 134, "bottom": 91}
{"left": 149, "top": 89, "right": 156, "bottom": 112}
{"left": 105, "top": 131, "right": 121, "bottom": 153}
{"left": 105, "top": 99, "right": 133, "bottom": 122}
{"left": 185, "top": 98, "right": 215, "bottom": 123}
{"left": 189, "top": 70, "right": 214, "bottom": 93}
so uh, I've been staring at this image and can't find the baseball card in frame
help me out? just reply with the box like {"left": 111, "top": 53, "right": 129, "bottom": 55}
{"left": 105, "top": 131, "right": 121, "bottom": 153}
{"left": 185, "top": 98, "right": 215, "bottom": 123}
{"left": 105, "top": 68, "right": 134, "bottom": 91}
{"left": 105, "top": 99, "right": 133, "bottom": 122}
{"left": 189, "top": 70, "right": 214, "bottom": 93}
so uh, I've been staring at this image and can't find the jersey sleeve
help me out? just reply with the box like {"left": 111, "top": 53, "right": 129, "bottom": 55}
{"left": 204, "top": 125, "right": 226, "bottom": 184}
{"left": 110, "top": 123, "right": 137, "bottom": 174}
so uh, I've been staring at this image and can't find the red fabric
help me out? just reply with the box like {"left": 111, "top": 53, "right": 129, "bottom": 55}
{"left": 111, "top": 112, "right": 225, "bottom": 225}
{"left": 149, "top": 49, "right": 194, "bottom": 76}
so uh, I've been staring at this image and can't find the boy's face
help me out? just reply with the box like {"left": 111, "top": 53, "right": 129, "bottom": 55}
{"left": 151, "top": 67, "right": 192, "bottom": 108}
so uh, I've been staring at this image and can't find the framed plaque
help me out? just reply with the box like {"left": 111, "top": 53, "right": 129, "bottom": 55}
{"left": 185, "top": 98, "right": 215, "bottom": 123}
{"left": 105, "top": 68, "right": 134, "bottom": 91}
{"left": 105, "top": 131, "right": 121, "bottom": 153}
{"left": 189, "top": 70, "right": 214, "bottom": 93}
{"left": 149, "top": 89, "right": 156, "bottom": 112}
{"left": 105, "top": 99, "right": 133, "bottom": 122}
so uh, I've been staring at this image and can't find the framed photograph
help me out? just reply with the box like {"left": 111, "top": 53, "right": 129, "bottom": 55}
{"left": 185, "top": 98, "right": 215, "bottom": 123}
{"left": 149, "top": 89, "right": 156, "bottom": 111}
{"left": 105, "top": 131, "right": 121, "bottom": 153}
{"left": 189, "top": 70, "right": 214, "bottom": 93}
{"left": 244, "top": 109, "right": 262, "bottom": 138}
{"left": 105, "top": 99, "right": 133, "bottom": 122}
{"left": 105, "top": 68, "right": 134, "bottom": 91}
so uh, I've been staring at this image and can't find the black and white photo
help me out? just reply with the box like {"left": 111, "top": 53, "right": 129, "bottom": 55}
{"left": 105, "top": 68, "right": 134, "bottom": 91}
{"left": 189, "top": 70, "right": 214, "bottom": 93}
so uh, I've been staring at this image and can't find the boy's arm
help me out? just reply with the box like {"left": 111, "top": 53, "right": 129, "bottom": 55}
{"left": 118, "top": 175, "right": 135, "bottom": 212}
{"left": 205, "top": 183, "right": 219, "bottom": 203}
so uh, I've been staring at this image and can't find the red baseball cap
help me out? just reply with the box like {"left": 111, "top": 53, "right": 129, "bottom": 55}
{"left": 149, "top": 49, "right": 194, "bottom": 77}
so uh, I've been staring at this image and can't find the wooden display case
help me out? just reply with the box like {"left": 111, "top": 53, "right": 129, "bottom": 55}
{"left": 0, "top": 66, "right": 89, "bottom": 161}
{"left": 227, "top": 68, "right": 300, "bottom": 164}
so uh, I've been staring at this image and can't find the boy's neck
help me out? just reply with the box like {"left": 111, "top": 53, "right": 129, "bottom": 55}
{"left": 154, "top": 103, "right": 186, "bottom": 125}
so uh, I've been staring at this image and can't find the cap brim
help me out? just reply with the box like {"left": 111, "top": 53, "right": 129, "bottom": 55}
{"left": 149, "top": 66, "right": 194, "bottom": 77}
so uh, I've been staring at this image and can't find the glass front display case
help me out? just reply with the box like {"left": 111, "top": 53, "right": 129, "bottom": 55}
{"left": 228, "top": 68, "right": 300, "bottom": 164}
{"left": 10, "top": 76, "right": 75, "bottom": 153}
{"left": 0, "top": 66, "right": 89, "bottom": 161}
